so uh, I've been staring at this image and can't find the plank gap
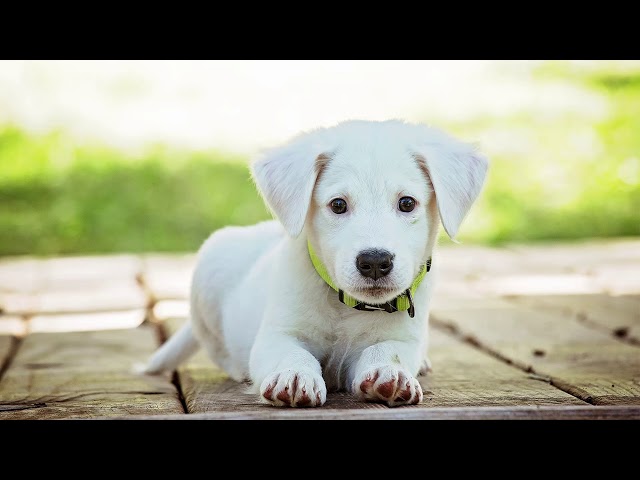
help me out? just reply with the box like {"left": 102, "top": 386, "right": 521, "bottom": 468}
{"left": 172, "top": 370, "right": 189, "bottom": 414}
{"left": 0, "top": 336, "right": 23, "bottom": 383}
{"left": 549, "top": 378, "right": 595, "bottom": 405}
{"left": 155, "top": 319, "right": 188, "bottom": 414}
{"left": 430, "top": 316, "right": 595, "bottom": 405}
{"left": 573, "top": 311, "right": 640, "bottom": 348}
{"left": 135, "top": 271, "right": 157, "bottom": 325}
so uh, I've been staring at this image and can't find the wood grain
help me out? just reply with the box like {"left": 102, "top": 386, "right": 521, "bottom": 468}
{"left": 507, "top": 294, "right": 640, "bottom": 344}
{"left": 113, "top": 404, "right": 640, "bottom": 420}
{"left": 431, "top": 297, "right": 640, "bottom": 405}
{"left": 422, "top": 325, "right": 584, "bottom": 407}
{"left": 0, "top": 324, "right": 184, "bottom": 419}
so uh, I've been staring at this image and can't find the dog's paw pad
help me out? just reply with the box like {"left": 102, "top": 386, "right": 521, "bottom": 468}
{"left": 353, "top": 365, "right": 423, "bottom": 407}
{"left": 260, "top": 369, "right": 327, "bottom": 408}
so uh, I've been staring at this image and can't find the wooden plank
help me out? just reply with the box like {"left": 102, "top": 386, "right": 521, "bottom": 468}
{"left": 431, "top": 297, "right": 640, "bottom": 405}
{"left": 0, "top": 254, "right": 142, "bottom": 292}
{"left": 592, "top": 264, "right": 640, "bottom": 295}
{"left": 140, "top": 254, "right": 195, "bottom": 301}
{"left": 152, "top": 300, "right": 189, "bottom": 322}
{"left": 160, "top": 311, "right": 583, "bottom": 414}
{"left": 0, "top": 315, "right": 27, "bottom": 336}
{"left": 0, "top": 255, "right": 146, "bottom": 315}
{"left": 432, "top": 254, "right": 598, "bottom": 305}
{"left": 0, "top": 335, "right": 13, "bottom": 365}
{"left": 0, "top": 282, "right": 147, "bottom": 316}
{"left": 435, "top": 239, "right": 640, "bottom": 299}
{"left": 500, "top": 239, "right": 640, "bottom": 295}
{"left": 0, "top": 324, "right": 184, "bottom": 419}
{"left": 28, "top": 309, "right": 146, "bottom": 333}
{"left": 422, "top": 326, "right": 584, "bottom": 407}
{"left": 0, "top": 257, "right": 42, "bottom": 292}
{"left": 40, "top": 255, "right": 143, "bottom": 290}
{"left": 508, "top": 294, "right": 640, "bottom": 344}
{"left": 0, "top": 400, "right": 177, "bottom": 420}
{"left": 506, "top": 238, "right": 640, "bottom": 272}
{"left": 114, "top": 405, "right": 640, "bottom": 420}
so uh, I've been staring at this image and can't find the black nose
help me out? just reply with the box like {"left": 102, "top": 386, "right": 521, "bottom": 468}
{"left": 356, "top": 250, "right": 394, "bottom": 280}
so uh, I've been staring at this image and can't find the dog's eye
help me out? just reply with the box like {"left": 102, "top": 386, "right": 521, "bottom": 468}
{"left": 398, "top": 196, "right": 416, "bottom": 212}
{"left": 330, "top": 198, "right": 348, "bottom": 214}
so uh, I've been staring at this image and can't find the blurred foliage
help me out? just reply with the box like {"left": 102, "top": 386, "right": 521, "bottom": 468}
{"left": 438, "top": 61, "right": 640, "bottom": 245}
{"left": 0, "top": 131, "right": 269, "bottom": 255}
{"left": 1, "top": 61, "right": 639, "bottom": 256}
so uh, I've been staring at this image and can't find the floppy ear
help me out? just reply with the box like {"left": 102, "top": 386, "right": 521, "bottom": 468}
{"left": 251, "top": 130, "right": 331, "bottom": 237}
{"left": 413, "top": 134, "right": 489, "bottom": 240}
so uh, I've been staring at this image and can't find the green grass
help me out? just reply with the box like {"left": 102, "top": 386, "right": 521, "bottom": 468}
{"left": 439, "top": 63, "right": 640, "bottom": 245}
{"left": 0, "top": 129, "right": 270, "bottom": 255}
{"left": 1, "top": 62, "right": 639, "bottom": 256}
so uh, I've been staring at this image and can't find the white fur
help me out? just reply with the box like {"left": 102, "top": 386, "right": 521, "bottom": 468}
{"left": 144, "top": 119, "right": 488, "bottom": 408}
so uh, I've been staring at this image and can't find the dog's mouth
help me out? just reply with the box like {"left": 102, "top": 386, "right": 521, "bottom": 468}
{"left": 349, "top": 282, "right": 404, "bottom": 304}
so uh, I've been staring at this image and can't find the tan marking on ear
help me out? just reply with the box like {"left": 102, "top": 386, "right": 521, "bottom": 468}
{"left": 412, "top": 154, "right": 434, "bottom": 193}
{"left": 415, "top": 153, "right": 441, "bottom": 254}
{"left": 314, "top": 152, "right": 332, "bottom": 184}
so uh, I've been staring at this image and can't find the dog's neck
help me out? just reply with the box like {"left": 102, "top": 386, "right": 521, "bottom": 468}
{"left": 305, "top": 239, "right": 431, "bottom": 318}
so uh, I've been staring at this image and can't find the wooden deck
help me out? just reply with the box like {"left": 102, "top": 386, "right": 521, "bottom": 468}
{"left": 1, "top": 238, "right": 639, "bottom": 420}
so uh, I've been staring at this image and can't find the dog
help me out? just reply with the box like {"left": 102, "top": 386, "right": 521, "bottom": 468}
{"left": 144, "top": 119, "right": 488, "bottom": 407}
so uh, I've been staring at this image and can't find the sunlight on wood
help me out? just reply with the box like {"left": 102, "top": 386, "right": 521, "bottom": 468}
{"left": 152, "top": 299, "right": 189, "bottom": 321}
{"left": 0, "top": 316, "right": 27, "bottom": 336}
{"left": 28, "top": 309, "right": 145, "bottom": 333}
{"left": 478, "top": 273, "right": 605, "bottom": 296}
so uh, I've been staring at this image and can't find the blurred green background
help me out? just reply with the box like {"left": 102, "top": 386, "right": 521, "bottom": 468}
{"left": 0, "top": 60, "right": 638, "bottom": 256}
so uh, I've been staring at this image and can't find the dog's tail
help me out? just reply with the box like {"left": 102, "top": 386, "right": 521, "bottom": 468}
{"left": 143, "top": 322, "right": 200, "bottom": 374}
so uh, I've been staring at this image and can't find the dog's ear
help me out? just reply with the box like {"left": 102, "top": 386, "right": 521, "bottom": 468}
{"left": 251, "top": 130, "right": 331, "bottom": 237}
{"left": 413, "top": 132, "right": 489, "bottom": 240}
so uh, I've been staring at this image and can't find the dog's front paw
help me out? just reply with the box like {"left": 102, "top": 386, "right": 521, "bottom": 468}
{"left": 353, "top": 365, "right": 423, "bottom": 407}
{"left": 260, "top": 369, "right": 327, "bottom": 407}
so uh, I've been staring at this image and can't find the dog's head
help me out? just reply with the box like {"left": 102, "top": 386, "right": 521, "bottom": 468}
{"left": 251, "top": 120, "right": 488, "bottom": 305}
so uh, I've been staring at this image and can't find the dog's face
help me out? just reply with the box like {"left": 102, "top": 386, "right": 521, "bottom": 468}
{"left": 308, "top": 141, "right": 436, "bottom": 304}
{"left": 252, "top": 120, "right": 488, "bottom": 304}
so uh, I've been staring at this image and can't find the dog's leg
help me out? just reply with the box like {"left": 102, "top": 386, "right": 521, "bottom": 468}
{"left": 250, "top": 333, "right": 327, "bottom": 408}
{"left": 349, "top": 340, "right": 424, "bottom": 407}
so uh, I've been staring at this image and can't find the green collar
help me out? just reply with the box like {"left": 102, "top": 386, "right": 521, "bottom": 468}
{"left": 307, "top": 240, "right": 431, "bottom": 318}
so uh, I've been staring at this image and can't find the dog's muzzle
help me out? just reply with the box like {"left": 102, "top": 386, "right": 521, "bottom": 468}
{"left": 308, "top": 240, "right": 431, "bottom": 318}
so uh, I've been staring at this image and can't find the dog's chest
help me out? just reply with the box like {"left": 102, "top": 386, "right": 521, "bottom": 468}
{"left": 311, "top": 310, "right": 409, "bottom": 391}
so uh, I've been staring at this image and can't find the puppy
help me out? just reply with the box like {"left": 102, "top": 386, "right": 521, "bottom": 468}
{"left": 144, "top": 119, "right": 488, "bottom": 407}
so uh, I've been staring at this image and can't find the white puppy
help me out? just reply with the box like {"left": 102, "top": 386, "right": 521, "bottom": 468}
{"left": 144, "top": 119, "right": 488, "bottom": 408}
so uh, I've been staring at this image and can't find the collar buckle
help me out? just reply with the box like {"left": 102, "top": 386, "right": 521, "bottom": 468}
{"left": 354, "top": 301, "right": 398, "bottom": 314}
{"left": 339, "top": 290, "right": 399, "bottom": 314}
{"left": 405, "top": 288, "right": 415, "bottom": 318}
